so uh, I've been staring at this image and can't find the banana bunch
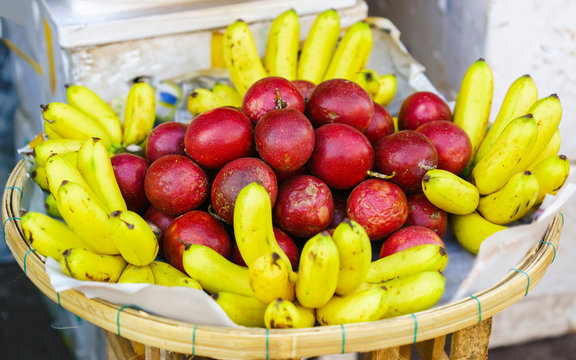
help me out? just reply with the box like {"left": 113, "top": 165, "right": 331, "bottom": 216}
{"left": 186, "top": 83, "right": 242, "bottom": 116}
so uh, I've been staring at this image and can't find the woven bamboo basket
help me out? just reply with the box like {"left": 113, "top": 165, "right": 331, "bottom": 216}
{"left": 2, "top": 159, "right": 563, "bottom": 359}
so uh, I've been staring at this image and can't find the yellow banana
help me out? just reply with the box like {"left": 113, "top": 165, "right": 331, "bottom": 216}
{"left": 45, "top": 153, "right": 99, "bottom": 204}
{"left": 366, "top": 244, "right": 448, "bottom": 284}
{"left": 182, "top": 244, "right": 252, "bottom": 296}
{"left": 149, "top": 261, "right": 202, "bottom": 289}
{"left": 511, "top": 94, "right": 563, "bottom": 174}
{"left": 122, "top": 81, "right": 156, "bottom": 147}
{"left": 316, "top": 286, "right": 389, "bottom": 326}
{"left": 44, "top": 193, "right": 61, "bottom": 218}
{"left": 450, "top": 212, "right": 507, "bottom": 254}
{"left": 109, "top": 210, "right": 159, "bottom": 266}
{"left": 56, "top": 180, "right": 120, "bottom": 255}
{"left": 471, "top": 114, "right": 538, "bottom": 195}
{"left": 41, "top": 102, "right": 113, "bottom": 150}
{"left": 528, "top": 128, "right": 561, "bottom": 171}
{"left": 352, "top": 69, "right": 381, "bottom": 99}
{"left": 531, "top": 154, "right": 570, "bottom": 204}
{"left": 323, "top": 21, "right": 373, "bottom": 81}
{"left": 212, "top": 292, "right": 267, "bottom": 328}
{"left": 249, "top": 252, "right": 295, "bottom": 304}
{"left": 373, "top": 74, "right": 397, "bottom": 106}
{"left": 297, "top": 9, "right": 340, "bottom": 84}
{"left": 212, "top": 83, "right": 242, "bottom": 107}
{"left": 21, "top": 211, "right": 95, "bottom": 262}
{"left": 31, "top": 165, "right": 50, "bottom": 191}
{"left": 66, "top": 84, "right": 123, "bottom": 147}
{"left": 295, "top": 231, "right": 340, "bottom": 308}
{"left": 264, "top": 298, "right": 316, "bottom": 329}
{"left": 452, "top": 58, "right": 494, "bottom": 172}
{"left": 117, "top": 264, "right": 155, "bottom": 284}
{"left": 223, "top": 20, "right": 268, "bottom": 96}
{"left": 44, "top": 125, "right": 62, "bottom": 140}
{"left": 332, "top": 219, "right": 372, "bottom": 296}
{"left": 263, "top": 9, "right": 299, "bottom": 80}
{"left": 474, "top": 74, "right": 538, "bottom": 164}
{"left": 60, "top": 248, "right": 126, "bottom": 283}
{"left": 477, "top": 171, "right": 540, "bottom": 225}
{"left": 186, "top": 88, "right": 228, "bottom": 116}
{"left": 77, "top": 138, "right": 127, "bottom": 212}
{"left": 33, "top": 138, "right": 83, "bottom": 166}
{"left": 421, "top": 169, "right": 479, "bottom": 215}
{"left": 383, "top": 271, "right": 445, "bottom": 318}
{"left": 233, "top": 182, "right": 292, "bottom": 271}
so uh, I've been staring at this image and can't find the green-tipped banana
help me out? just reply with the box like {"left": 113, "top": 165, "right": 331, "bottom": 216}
{"left": 183, "top": 244, "right": 252, "bottom": 296}
{"left": 422, "top": 169, "right": 479, "bottom": 215}
{"left": 352, "top": 69, "right": 380, "bottom": 99}
{"left": 471, "top": 114, "right": 538, "bottom": 195}
{"left": 531, "top": 154, "right": 570, "bottom": 204}
{"left": 474, "top": 74, "right": 538, "bottom": 165}
{"left": 333, "top": 219, "right": 372, "bottom": 296}
{"left": 60, "top": 248, "right": 126, "bottom": 282}
{"left": 117, "top": 264, "right": 155, "bottom": 284}
{"left": 297, "top": 9, "right": 341, "bottom": 84}
{"left": 109, "top": 210, "right": 159, "bottom": 266}
{"left": 373, "top": 74, "right": 397, "bottom": 106}
{"left": 295, "top": 231, "right": 340, "bottom": 308}
{"left": 366, "top": 244, "right": 448, "bottom": 284}
{"left": 149, "top": 261, "right": 202, "bottom": 289}
{"left": 33, "top": 138, "right": 83, "bottom": 166}
{"left": 263, "top": 9, "right": 299, "bottom": 80}
{"left": 249, "top": 252, "right": 295, "bottom": 304}
{"left": 450, "top": 212, "right": 507, "bottom": 254}
{"left": 383, "top": 271, "right": 445, "bottom": 317}
{"left": 316, "top": 286, "right": 389, "bottom": 326}
{"left": 187, "top": 88, "right": 228, "bottom": 116}
{"left": 122, "top": 81, "right": 156, "bottom": 147}
{"left": 21, "top": 211, "right": 95, "bottom": 262}
{"left": 264, "top": 298, "right": 316, "bottom": 329}
{"left": 323, "top": 21, "right": 373, "bottom": 81}
{"left": 477, "top": 171, "right": 540, "bottom": 225}
{"left": 212, "top": 292, "right": 267, "bottom": 328}
{"left": 44, "top": 193, "right": 61, "bottom": 218}
{"left": 528, "top": 128, "right": 561, "bottom": 171}
{"left": 212, "top": 83, "right": 242, "bottom": 107}
{"left": 66, "top": 84, "right": 123, "bottom": 148}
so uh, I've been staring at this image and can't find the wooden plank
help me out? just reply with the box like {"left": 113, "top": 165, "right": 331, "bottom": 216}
{"left": 415, "top": 336, "right": 449, "bottom": 360}
{"left": 366, "top": 345, "right": 411, "bottom": 360}
{"left": 450, "top": 317, "right": 493, "bottom": 360}
{"left": 105, "top": 331, "right": 138, "bottom": 360}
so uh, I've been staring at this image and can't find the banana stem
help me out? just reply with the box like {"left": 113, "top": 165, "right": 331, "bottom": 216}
{"left": 366, "top": 170, "right": 395, "bottom": 180}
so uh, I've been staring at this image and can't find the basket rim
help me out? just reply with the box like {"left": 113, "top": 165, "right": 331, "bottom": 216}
{"left": 2, "top": 159, "right": 563, "bottom": 359}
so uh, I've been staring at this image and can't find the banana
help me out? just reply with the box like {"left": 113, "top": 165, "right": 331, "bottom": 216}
{"left": 212, "top": 292, "right": 267, "bottom": 328}
{"left": 511, "top": 94, "right": 563, "bottom": 174}
{"left": 471, "top": 114, "right": 538, "bottom": 195}
{"left": 149, "top": 261, "right": 202, "bottom": 289}
{"left": 421, "top": 169, "right": 479, "bottom": 215}
{"left": 56, "top": 180, "right": 120, "bottom": 255}
{"left": 352, "top": 69, "right": 380, "bottom": 99}
{"left": 531, "top": 154, "right": 570, "bottom": 204}
{"left": 60, "top": 248, "right": 126, "bottom": 283}
{"left": 21, "top": 211, "right": 95, "bottom": 262}
{"left": 316, "top": 286, "right": 389, "bottom": 326}
{"left": 31, "top": 165, "right": 50, "bottom": 191}
{"left": 295, "top": 231, "right": 340, "bottom": 308}
{"left": 452, "top": 58, "right": 494, "bottom": 172}
{"left": 186, "top": 88, "right": 228, "bottom": 116}
{"left": 66, "top": 84, "right": 123, "bottom": 148}
{"left": 44, "top": 125, "right": 62, "bottom": 140}
{"left": 77, "top": 138, "right": 127, "bottom": 212}
{"left": 44, "top": 193, "right": 61, "bottom": 218}
{"left": 373, "top": 74, "right": 397, "bottom": 106}
{"left": 212, "top": 83, "right": 243, "bottom": 107}
{"left": 41, "top": 102, "right": 113, "bottom": 150}
{"left": 33, "top": 138, "right": 84, "bottom": 166}
{"left": 383, "top": 271, "right": 445, "bottom": 318}
{"left": 528, "top": 128, "right": 561, "bottom": 171}
{"left": 332, "top": 219, "right": 372, "bottom": 296}
{"left": 249, "top": 252, "right": 295, "bottom": 304}
{"left": 45, "top": 153, "right": 99, "bottom": 204}
{"left": 109, "top": 210, "right": 159, "bottom": 266}
{"left": 182, "top": 244, "right": 252, "bottom": 296}
{"left": 122, "top": 81, "right": 156, "bottom": 147}
{"left": 263, "top": 9, "right": 299, "bottom": 80}
{"left": 366, "top": 244, "right": 448, "bottom": 284}
{"left": 264, "top": 298, "right": 316, "bottom": 329}
{"left": 450, "top": 212, "right": 507, "bottom": 254}
{"left": 477, "top": 171, "right": 540, "bottom": 225}
{"left": 117, "top": 264, "right": 155, "bottom": 284}
{"left": 474, "top": 74, "right": 538, "bottom": 165}
{"left": 233, "top": 182, "right": 292, "bottom": 271}
{"left": 297, "top": 9, "right": 341, "bottom": 84}
{"left": 323, "top": 21, "right": 373, "bottom": 81}
{"left": 223, "top": 19, "right": 268, "bottom": 96}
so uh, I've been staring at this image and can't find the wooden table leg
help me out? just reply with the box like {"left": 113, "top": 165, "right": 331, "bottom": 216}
{"left": 416, "top": 335, "right": 449, "bottom": 360}
{"left": 105, "top": 331, "right": 142, "bottom": 360}
{"left": 365, "top": 344, "right": 411, "bottom": 360}
{"left": 450, "top": 317, "right": 493, "bottom": 360}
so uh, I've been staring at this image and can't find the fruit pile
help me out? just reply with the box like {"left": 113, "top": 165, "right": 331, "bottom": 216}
{"left": 21, "top": 9, "right": 569, "bottom": 329}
